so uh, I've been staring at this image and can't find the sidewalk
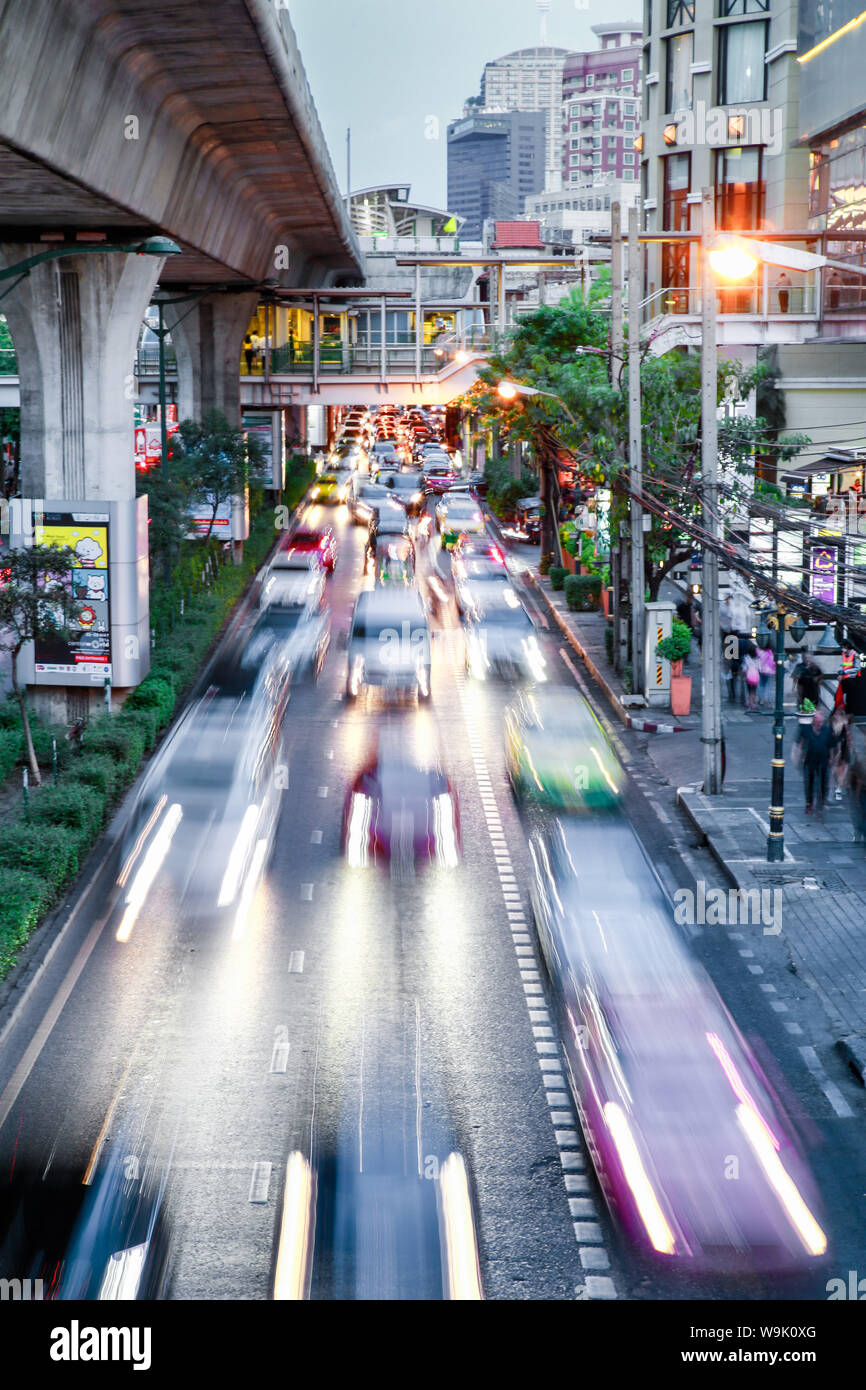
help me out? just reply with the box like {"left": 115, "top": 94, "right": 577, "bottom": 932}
{"left": 526, "top": 568, "right": 866, "bottom": 1078}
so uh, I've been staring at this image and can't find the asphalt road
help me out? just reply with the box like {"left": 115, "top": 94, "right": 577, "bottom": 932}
{"left": 0, "top": 496, "right": 864, "bottom": 1301}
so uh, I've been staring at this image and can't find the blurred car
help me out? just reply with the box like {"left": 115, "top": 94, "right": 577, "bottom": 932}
{"left": 346, "top": 588, "right": 431, "bottom": 701}
{"left": 242, "top": 603, "right": 330, "bottom": 682}
{"left": 342, "top": 733, "right": 460, "bottom": 868}
{"left": 260, "top": 551, "right": 326, "bottom": 612}
{"left": 380, "top": 471, "right": 426, "bottom": 517}
{"left": 452, "top": 548, "right": 511, "bottom": 614}
{"left": 373, "top": 536, "right": 416, "bottom": 587}
{"left": 278, "top": 525, "right": 337, "bottom": 572}
{"left": 435, "top": 495, "right": 485, "bottom": 551}
{"left": 503, "top": 497, "right": 541, "bottom": 544}
{"left": 372, "top": 441, "right": 401, "bottom": 467}
{"left": 505, "top": 685, "right": 624, "bottom": 811}
{"left": 423, "top": 464, "right": 458, "bottom": 495}
{"left": 310, "top": 473, "right": 342, "bottom": 504}
{"left": 349, "top": 480, "right": 391, "bottom": 525}
{"left": 528, "top": 817, "right": 828, "bottom": 1274}
{"left": 364, "top": 503, "right": 412, "bottom": 572}
{"left": 463, "top": 589, "right": 547, "bottom": 682}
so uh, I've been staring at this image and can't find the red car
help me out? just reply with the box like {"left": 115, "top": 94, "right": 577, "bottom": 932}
{"left": 343, "top": 736, "right": 461, "bottom": 869}
{"left": 423, "top": 466, "right": 458, "bottom": 495}
{"left": 279, "top": 525, "right": 337, "bottom": 573}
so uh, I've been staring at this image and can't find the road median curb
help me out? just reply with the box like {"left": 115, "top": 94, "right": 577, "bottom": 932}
{"left": 523, "top": 571, "right": 631, "bottom": 729}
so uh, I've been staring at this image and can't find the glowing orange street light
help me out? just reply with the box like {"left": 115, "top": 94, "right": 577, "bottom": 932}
{"left": 708, "top": 245, "right": 758, "bottom": 280}
{"left": 454, "top": 349, "right": 470, "bottom": 364}
{"left": 497, "top": 380, "right": 519, "bottom": 401}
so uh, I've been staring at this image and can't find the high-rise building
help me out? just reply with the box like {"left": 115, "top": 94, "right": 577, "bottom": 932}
{"left": 478, "top": 47, "right": 571, "bottom": 180}
{"left": 561, "top": 23, "right": 643, "bottom": 186}
{"left": 640, "top": 0, "right": 806, "bottom": 315}
{"left": 447, "top": 109, "right": 547, "bottom": 240}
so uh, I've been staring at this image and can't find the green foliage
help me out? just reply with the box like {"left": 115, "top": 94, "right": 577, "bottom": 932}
{"left": 656, "top": 619, "right": 692, "bottom": 663}
{"left": 549, "top": 566, "right": 568, "bottom": 591}
{"left": 0, "top": 727, "right": 22, "bottom": 783}
{"left": 81, "top": 714, "right": 146, "bottom": 770}
{"left": 604, "top": 623, "right": 614, "bottom": 664}
{"left": 565, "top": 574, "right": 602, "bottom": 611}
{"left": 0, "top": 822, "right": 82, "bottom": 896}
{"left": 538, "top": 554, "right": 551, "bottom": 576}
{"left": 0, "top": 869, "right": 48, "bottom": 976}
{"left": 30, "top": 782, "right": 105, "bottom": 841}
{"left": 483, "top": 454, "right": 537, "bottom": 517}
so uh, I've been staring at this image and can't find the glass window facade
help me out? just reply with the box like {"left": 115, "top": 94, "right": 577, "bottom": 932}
{"left": 666, "top": 32, "right": 694, "bottom": 112}
{"left": 715, "top": 145, "right": 764, "bottom": 227}
{"left": 718, "top": 22, "right": 767, "bottom": 104}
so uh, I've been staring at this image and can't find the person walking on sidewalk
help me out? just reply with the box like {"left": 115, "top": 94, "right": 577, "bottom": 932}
{"left": 846, "top": 729, "right": 866, "bottom": 846}
{"left": 757, "top": 642, "right": 775, "bottom": 708}
{"left": 742, "top": 647, "right": 761, "bottom": 711}
{"left": 794, "top": 707, "right": 838, "bottom": 820}
{"left": 796, "top": 653, "right": 822, "bottom": 711}
{"left": 831, "top": 709, "right": 852, "bottom": 802}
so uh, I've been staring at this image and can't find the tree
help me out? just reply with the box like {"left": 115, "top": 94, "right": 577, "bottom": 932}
{"left": 172, "top": 410, "right": 266, "bottom": 543}
{"left": 136, "top": 458, "right": 192, "bottom": 582}
{"left": 0, "top": 545, "right": 80, "bottom": 784}
{"left": 467, "top": 279, "right": 809, "bottom": 597}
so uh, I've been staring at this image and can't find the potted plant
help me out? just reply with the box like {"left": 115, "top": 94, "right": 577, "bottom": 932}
{"left": 656, "top": 619, "right": 693, "bottom": 716}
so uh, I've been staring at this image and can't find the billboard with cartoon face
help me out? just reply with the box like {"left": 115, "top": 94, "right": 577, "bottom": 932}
{"left": 33, "top": 513, "right": 111, "bottom": 676}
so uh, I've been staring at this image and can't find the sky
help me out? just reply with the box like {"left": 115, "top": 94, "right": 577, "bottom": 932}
{"left": 290, "top": 0, "right": 604, "bottom": 210}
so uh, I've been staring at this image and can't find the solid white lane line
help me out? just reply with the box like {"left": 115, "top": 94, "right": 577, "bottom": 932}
{"left": 288, "top": 951, "right": 305, "bottom": 974}
{"left": 300, "top": 884, "right": 314, "bottom": 901}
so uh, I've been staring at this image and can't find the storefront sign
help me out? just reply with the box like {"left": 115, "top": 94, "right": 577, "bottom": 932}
{"left": 809, "top": 544, "right": 837, "bottom": 604}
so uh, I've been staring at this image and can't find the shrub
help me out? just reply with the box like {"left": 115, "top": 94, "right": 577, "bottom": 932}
{"left": 121, "top": 706, "right": 157, "bottom": 752}
{"left": 549, "top": 566, "right": 568, "bottom": 591}
{"left": 0, "top": 726, "right": 22, "bottom": 783}
{"left": 126, "top": 675, "right": 175, "bottom": 728}
{"left": 656, "top": 619, "right": 692, "bottom": 664}
{"left": 604, "top": 624, "right": 614, "bottom": 664}
{"left": 70, "top": 754, "right": 126, "bottom": 798}
{"left": 565, "top": 574, "right": 602, "bottom": 611}
{"left": 30, "top": 782, "right": 105, "bottom": 841}
{"left": 81, "top": 714, "right": 146, "bottom": 769}
{"left": 0, "top": 822, "right": 81, "bottom": 895}
{"left": 538, "top": 554, "right": 551, "bottom": 576}
{"left": 30, "top": 725, "right": 73, "bottom": 773}
{"left": 0, "top": 869, "right": 49, "bottom": 975}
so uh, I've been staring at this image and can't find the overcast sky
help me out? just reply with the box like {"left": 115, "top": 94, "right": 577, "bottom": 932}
{"left": 290, "top": 0, "right": 603, "bottom": 209}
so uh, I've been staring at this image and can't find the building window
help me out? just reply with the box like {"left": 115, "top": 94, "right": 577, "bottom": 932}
{"left": 625, "top": 120, "right": 635, "bottom": 131}
{"left": 593, "top": 153, "right": 601, "bottom": 164}
{"left": 666, "top": 32, "right": 693, "bottom": 113}
{"left": 667, "top": 0, "right": 695, "bottom": 25}
{"left": 718, "top": 22, "right": 767, "bottom": 105}
{"left": 624, "top": 151, "right": 635, "bottom": 164}
{"left": 662, "top": 152, "right": 691, "bottom": 309}
{"left": 644, "top": 0, "right": 652, "bottom": 35}
{"left": 625, "top": 102, "right": 635, "bottom": 115}
{"left": 622, "top": 68, "right": 634, "bottom": 81}
{"left": 715, "top": 145, "right": 764, "bottom": 228}
{"left": 720, "top": 0, "right": 768, "bottom": 11}
{"left": 593, "top": 136, "right": 601, "bottom": 147}
{"left": 593, "top": 102, "right": 602, "bottom": 115}
{"left": 593, "top": 120, "right": 601, "bottom": 131}
{"left": 586, "top": 74, "right": 594, "bottom": 86}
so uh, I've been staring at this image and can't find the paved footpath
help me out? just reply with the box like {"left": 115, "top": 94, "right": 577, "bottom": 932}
{"left": 525, "top": 567, "right": 866, "bottom": 1082}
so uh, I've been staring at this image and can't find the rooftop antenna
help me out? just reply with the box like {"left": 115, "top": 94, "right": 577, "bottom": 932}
{"left": 536, "top": 0, "right": 551, "bottom": 44}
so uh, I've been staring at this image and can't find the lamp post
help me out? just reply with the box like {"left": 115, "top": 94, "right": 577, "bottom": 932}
{"left": 0, "top": 235, "right": 181, "bottom": 303}
{"left": 497, "top": 380, "right": 575, "bottom": 566}
{"left": 758, "top": 605, "right": 806, "bottom": 862}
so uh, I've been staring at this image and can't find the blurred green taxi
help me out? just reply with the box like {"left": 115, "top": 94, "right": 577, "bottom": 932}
{"left": 505, "top": 686, "right": 624, "bottom": 812}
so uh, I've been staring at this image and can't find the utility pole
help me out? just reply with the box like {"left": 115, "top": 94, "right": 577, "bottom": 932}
{"left": 628, "top": 202, "right": 645, "bottom": 697}
{"left": 700, "top": 187, "right": 723, "bottom": 793}
{"left": 346, "top": 128, "right": 351, "bottom": 198}
{"left": 610, "top": 202, "right": 624, "bottom": 674}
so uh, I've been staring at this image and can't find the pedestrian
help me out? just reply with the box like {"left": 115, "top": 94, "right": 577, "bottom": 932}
{"left": 757, "top": 641, "right": 775, "bottom": 707}
{"left": 250, "top": 330, "right": 262, "bottom": 373}
{"left": 796, "top": 653, "right": 822, "bottom": 711}
{"left": 827, "top": 268, "right": 842, "bottom": 311}
{"left": 794, "top": 707, "right": 838, "bottom": 820}
{"left": 776, "top": 271, "right": 791, "bottom": 314}
{"left": 742, "top": 647, "right": 761, "bottom": 711}
{"left": 846, "top": 730, "right": 866, "bottom": 845}
{"left": 831, "top": 710, "right": 852, "bottom": 802}
{"left": 243, "top": 334, "right": 254, "bottom": 374}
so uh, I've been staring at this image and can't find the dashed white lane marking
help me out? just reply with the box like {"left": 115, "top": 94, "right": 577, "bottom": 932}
{"left": 300, "top": 884, "right": 314, "bottom": 902}
{"left": 311, "top": 829, "right": 323, "bottom": 844}
{"left": 249, "top": 1161, "right": 272, "bottom": 1203}
{"left": 270, "top": 1035, "right": 290, "bottom": 1073}
{"left": 649, "top": 800, "right": 672, "bottom": 826}
{"left": 317, "top": 786, "right": 329, "bottom": 798}
{"left": 799, "top": 1046, "right": 855, "bottom": 1119}
{"left": 288, "top": 951, "right": 305, "bottom": 974}
{"left": 746, "top": 964, "right": 764, "bottom": 975}
{"left": 784, "top": 1021, "right": 803, "bottom": 1036}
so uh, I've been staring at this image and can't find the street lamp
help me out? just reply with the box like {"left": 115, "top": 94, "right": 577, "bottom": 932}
{"left": 763, "top": 604, "right": 806, "bottom": 862}
{"left": 0, "top": 235, "right": 181, "bottom": 303}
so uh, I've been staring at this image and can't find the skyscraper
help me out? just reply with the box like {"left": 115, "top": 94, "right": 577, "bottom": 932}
{"left": 447, "top": 109, "right": 547, "bottom": 240}
{"left": 479, "top": 47, "right": 571, "bottom": 181}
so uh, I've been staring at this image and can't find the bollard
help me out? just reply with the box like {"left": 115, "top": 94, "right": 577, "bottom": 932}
{"left": 22, "top": 765, "right": 29, "bottom": 819}
{"left": 52, "top": 735, "right": 58, "bottom": 787}
{"left": 104, "top": 674, "right": 112, "bottom": 714}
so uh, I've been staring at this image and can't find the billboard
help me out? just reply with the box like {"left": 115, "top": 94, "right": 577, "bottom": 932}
{"left": 809, "top": 543, "right": 838, "bottom": 605}
{"left": 33, "top": 512, "right": 111, "bottom": 677}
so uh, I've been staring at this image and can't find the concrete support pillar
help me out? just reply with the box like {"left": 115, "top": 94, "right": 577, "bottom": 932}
{"left": 164, "top": 292, "right": 259, "bottom": 425}
{"left": 0, "top": 246, "right": 163, "bottom": 499}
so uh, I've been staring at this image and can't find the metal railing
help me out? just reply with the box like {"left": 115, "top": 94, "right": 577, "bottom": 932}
{"left": 135, "top": 346, "right": 177, "bottom": 375}
{"left": 641, "top": 279, "right": 819, "bottom": 327}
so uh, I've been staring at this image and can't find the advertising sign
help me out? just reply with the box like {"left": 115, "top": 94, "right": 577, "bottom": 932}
{"left": 809, "top": 544, "right": 837, "bottom": 605}
{"left": 33, "top": 511, "right": 111, "bottom": 676}
{"left": 134, "top": 413, "right": 179, "bottom": 471}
